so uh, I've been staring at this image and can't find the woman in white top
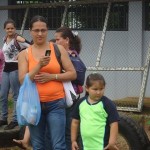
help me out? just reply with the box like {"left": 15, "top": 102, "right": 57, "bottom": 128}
{"left": 0, "top": 50, "right": 5, "bottom": 90}
{"left": 0, "top": 18, "right": 30, "bottom": 130}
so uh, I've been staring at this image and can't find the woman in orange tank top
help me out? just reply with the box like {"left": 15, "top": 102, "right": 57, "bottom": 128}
{"left": 17, "top": 15, "right": 76, "bottom": 150}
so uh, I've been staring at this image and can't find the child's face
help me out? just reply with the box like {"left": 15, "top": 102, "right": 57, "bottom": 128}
{"left": 86, "top": 80, "right": 105, "bottom": 101}
{"left": 5, "top": 23, "right": 16, "bottom": 36}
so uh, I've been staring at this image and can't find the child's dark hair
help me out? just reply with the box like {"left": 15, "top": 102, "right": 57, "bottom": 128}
{"left": 85, "top": 73, "right": 106, "bottom": 96}
{"left": 4, "top": 18, "right": 16, "bottom": 29}
{"left": 55, "top": 26, "right": 82, "bottom": 54}
{"left": 29, "top": 15, "right": 48, "bottom": 29}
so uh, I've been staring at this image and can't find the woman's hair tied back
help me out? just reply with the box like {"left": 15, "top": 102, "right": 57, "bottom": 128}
{"left": 72, "top": 31, "right": 78, "bottom": 37}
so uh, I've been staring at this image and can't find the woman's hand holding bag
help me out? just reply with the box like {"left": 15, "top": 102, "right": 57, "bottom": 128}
{"left": 16, "top": 74, "right": 41, "bottom": 126}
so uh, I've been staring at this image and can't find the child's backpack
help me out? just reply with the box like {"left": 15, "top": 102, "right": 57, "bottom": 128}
{"left": 53, "top": 43, "right": 86, "bottom": 94}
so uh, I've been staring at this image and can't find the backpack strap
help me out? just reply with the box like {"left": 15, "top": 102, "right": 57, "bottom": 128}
{"left": 3, "top": 36, "right": 7, "bottom": 43}
{"left": 53, "top": 43, "right": 61, "bottom": 64}
{"left": 14, "top": 33, "right": 21, "bottom": 51}
{"left": 53, "top": 43, "right": 63, "bottom": 72}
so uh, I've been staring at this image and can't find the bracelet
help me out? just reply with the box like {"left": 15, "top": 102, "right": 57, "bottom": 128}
{"left": 55, "top": 74, "right": 58, "bottom": 80}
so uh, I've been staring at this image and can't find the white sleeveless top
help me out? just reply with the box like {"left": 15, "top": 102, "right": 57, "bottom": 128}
{"left": 2, "top": 39, "right": 29, "bottom": 63}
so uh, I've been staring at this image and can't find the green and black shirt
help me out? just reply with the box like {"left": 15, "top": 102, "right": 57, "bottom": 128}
{"left": 72, "top": 95, "right": 119, "bottom": 150}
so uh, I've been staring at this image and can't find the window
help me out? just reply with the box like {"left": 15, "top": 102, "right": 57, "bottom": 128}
{"left": 145, "top": 2, "right": 150, "bottom": 30}
{"left": 8, "top": 0, "right": 66, "bottom": 5}
{"left": 65, "top": 2, "right": 128, "bottom": 30}
{"left": 108, "top": 3, "right": 128, "bottom": 31}
{"left": 65, "top": 4, "right": 108, "bottom": 30}
{"left": 8, "top": 0, "right": 128, "bottom": 30}
{"left": 8, "top": 1, "right": 64, "bottom": 30}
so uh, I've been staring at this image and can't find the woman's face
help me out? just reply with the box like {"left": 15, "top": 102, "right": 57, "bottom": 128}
{"left": 54, "top": 32, "right": 69, "bottom": 50}
{"left": 30, "top": 21, "right": 48, "bottom": 45}
{"left": 5, "top": 23, "right": 16, "bottom": 36}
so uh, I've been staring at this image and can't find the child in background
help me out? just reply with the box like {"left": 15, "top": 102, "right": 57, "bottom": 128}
{"left": 0, "top": 50, "right": 4, "bottom": 90}
{"left": 71, "top": 73, "right": 119, "bottom": 150}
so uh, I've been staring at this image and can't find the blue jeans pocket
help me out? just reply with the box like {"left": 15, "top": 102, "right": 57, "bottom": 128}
{"left": 57, "top": 98, "right": 66, "bottom": 108}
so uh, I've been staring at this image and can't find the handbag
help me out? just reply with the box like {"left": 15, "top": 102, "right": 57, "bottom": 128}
{"left": 16, "top": 74, "right": 41, "bottom": 126}
{"left": 63, "top": 81, "right": 77, "bottom": 107}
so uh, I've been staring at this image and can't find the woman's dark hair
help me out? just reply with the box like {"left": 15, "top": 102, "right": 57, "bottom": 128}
{"left": 49, "top": 38, "right": 56, "bottom": 43}
{"left": 55, "top": 26, "right": 82, "bottom": 54}
{"left": 4, "top": 18, "right": 16, "bottom": 29}
{"left": 29, "top": 15, "right": 48, "bottom": 29}
{"left": 85, "top": 73, "right": 106, "bottom": 96}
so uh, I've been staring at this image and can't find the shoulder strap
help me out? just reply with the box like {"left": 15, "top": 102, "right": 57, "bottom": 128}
{"left": 3, "top": 36, "right": 7, "bottom": 43}
{"left": 53, "top": 43, "right": 63, "bottom": 71}
{"left": 53, "top": 43, "right": 61, "bottom": 63}
{"left": 14, "top": 33, "right": 21, "bottom": 51}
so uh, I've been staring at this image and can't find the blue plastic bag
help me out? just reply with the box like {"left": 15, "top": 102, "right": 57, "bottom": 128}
{"left": 16, "top": 74, "right": 41, "bottom": 126}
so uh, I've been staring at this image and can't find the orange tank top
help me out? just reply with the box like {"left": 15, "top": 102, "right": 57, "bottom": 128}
{"left": 28, "top": 42, "right": 65, "bottom": 102}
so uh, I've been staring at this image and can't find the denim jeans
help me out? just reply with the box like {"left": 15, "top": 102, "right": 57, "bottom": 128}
{"left": 29, "top": 98, "right": 66, "bottom": 150}
{"left": 0, "top": 70, "right": 20, "bottom": 122}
